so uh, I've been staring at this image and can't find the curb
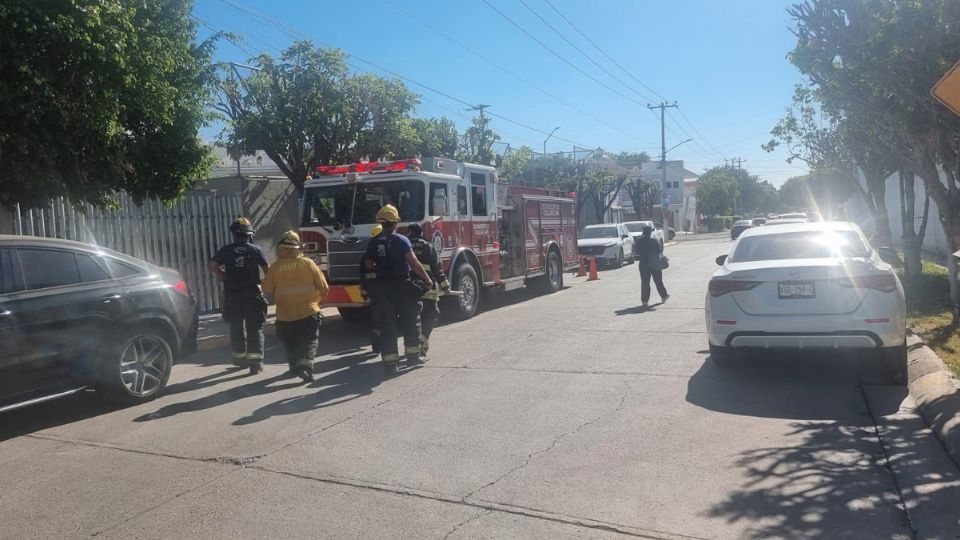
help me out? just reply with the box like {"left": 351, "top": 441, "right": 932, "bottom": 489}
{"left": 906, "top": 332, "right": 960, "bottom": 467}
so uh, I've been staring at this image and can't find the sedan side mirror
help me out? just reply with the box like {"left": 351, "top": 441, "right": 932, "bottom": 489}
{"left": 621, "top": 234, "right": 629, "bottom": 239}
{"left": 715, "top": 255, "right": 728, "bottom": 266}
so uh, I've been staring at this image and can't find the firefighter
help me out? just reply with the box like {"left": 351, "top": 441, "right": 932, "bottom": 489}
{"left": 361, "top": 223, "right": 384, "bottom": 354}
{"left": 406, "top": 223, "right": 449, "bottom": 360}
{"left": 261, "top": 231, "right": 330, "bottom": 382}
{"left": 208, "top": 218, "right": 269, "bottom": 375}
{"left": 363, "top": 205, "right": 433, "bottom": 376}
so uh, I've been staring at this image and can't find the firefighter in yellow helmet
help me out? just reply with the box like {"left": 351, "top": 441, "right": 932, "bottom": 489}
{"left": 261, "top": 231, "right": 329, "bottom": 382}
{"left": 362, "top": 205, "right": 433, "bottom": 376}
{"left": 208, "top": 218, "right": 269, "bottom": 375}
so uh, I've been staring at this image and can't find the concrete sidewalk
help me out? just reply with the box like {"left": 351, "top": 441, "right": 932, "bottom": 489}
{"left": 196, "top": 304, "right": 343, "bottom": 351}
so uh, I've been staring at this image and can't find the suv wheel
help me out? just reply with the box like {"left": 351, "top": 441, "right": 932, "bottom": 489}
{"left": 101, "top": 330, "right": 173, "bottom": 403}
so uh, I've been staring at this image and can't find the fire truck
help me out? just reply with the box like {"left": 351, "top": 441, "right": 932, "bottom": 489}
{"left": 298, "top": 157, "right": 579, "bottom": 321}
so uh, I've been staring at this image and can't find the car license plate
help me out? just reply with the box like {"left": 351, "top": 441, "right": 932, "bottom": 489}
{"left": 779, "top": 281, "right": 815, "bottom": 299}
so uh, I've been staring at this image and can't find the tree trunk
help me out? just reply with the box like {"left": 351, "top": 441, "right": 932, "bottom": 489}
{"left": 867, "top": 172, "right": 892, "bottom": 247}
{"left": 899, "top": 168, "right": 922, "bottom": 284}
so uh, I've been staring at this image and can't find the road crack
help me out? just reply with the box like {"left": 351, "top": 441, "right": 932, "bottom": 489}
{"left": 464, "top": 380, "right": 631, "bottom": 501}
{"left": 441, "top": 509, "right": 489, "bottom": 539}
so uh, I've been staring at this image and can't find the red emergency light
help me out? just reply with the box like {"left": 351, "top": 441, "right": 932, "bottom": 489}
{"left": 314, "top": 158, "right": 422, "bottom": 177}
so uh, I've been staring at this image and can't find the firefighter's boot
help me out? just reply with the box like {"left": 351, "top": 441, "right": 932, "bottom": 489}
{"left": 383, "top": 361, "right": 399, "bottom": 377}
{"left": 419, "top": 334, "right": 430, "bottom": 360}
{"left": 405, "top": 345, "right": 423, "bottom": 366}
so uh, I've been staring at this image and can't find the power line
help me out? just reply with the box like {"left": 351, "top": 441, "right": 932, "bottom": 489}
{"left": 515, "top": 0, "right": 655, "bottom": 103}
{"left": 380, "top": 0, "right": 650, "bottom": 144}
{"left": 477, "top": 0, "right": 649, "bottom": 109}
{"left": 212, "top": 0, "right": 590, "bottom": 148}
{"left": 541, "top": 0, "right": 665, "bottom": 101}
{"left": 675, "top": 105, "right": 725, "bottom": 160}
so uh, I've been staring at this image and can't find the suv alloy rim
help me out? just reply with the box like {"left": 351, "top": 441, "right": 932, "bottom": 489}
{"left": 119, "top": 335, "right": 172, "bottom": 397}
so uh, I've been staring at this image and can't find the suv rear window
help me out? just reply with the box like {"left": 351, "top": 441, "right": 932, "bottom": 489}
{"left": 77, "top": 254, "right": 111, "bottom": 283}
{"left": 19, "top": 249, "right": 81, "bottom": 290}
{"left": 731, "top": 231, "right": 869, "bottom": 262}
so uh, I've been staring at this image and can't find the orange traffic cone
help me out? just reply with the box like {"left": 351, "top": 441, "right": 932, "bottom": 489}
{"left": 587, "top": 257, "right": 600, "bottom": 281}
{"left": 577, "top": 256, "right": 586, "bottom": 277}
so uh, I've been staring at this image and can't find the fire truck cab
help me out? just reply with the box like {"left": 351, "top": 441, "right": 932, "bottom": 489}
{"left": 299, "top": 157, "right": 578, "bottom": 321}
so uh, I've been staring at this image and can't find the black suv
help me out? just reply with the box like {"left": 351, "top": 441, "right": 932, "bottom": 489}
{"left": 0, "top": 236, "right": 198, "bottom": 413}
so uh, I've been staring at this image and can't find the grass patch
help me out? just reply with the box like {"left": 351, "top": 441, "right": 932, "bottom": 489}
{"left": 897, "top": 261, "right": 960, "bottom": 377}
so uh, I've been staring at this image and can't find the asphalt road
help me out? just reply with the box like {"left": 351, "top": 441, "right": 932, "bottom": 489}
{"left": 2, "top": 233, "right": 959, "bottom": 539}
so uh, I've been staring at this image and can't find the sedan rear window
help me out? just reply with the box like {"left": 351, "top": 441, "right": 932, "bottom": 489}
{"left": 731, "top": 231, "right": 869, "bottom": 262}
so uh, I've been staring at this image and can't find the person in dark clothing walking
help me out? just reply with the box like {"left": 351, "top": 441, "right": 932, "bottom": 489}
{"left": 406, "top": 223, "right": 449, "bottom": 360}
{"left": 208, "top": 218, "right": 270, "bottom": 374}
{"left": 364, "top": 205, "right": 434, "bottom": 376}
{"left": 634, "top": 224, "right": 669, "bottom": 308}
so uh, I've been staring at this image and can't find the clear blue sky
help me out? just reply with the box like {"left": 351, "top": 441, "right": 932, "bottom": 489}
{"left": 194, "top": 0, "right": 809, "bottom": 185}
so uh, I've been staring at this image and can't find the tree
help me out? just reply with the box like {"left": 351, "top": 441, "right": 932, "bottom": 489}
{"left": 0, "top": 0, "right": 217, "bottom": 208}
{"left": 778, "top": 175, "right": 812, "bottom": 212}
{"left": 409, "top": 117, "right": 459, "bottom": 158}
{"left": 614, "top": 151, "right": 651, "bottom": 167}
{"left": 625, "top": 180, "right": 661, "bottom": 219}
{"left": 459, "top": 114, "right": 500, "bottom": 165}
{"left": 500, "top": 145, "right": 535, "bottom": 181}
{"left": 219, "top": 41, "right": 421, "bottom": 193}
{"left": 696, "top": 169, "right": 738, "bottom": 217}
{"left": 785, "top": 0, "right": 960, "bottom": 314}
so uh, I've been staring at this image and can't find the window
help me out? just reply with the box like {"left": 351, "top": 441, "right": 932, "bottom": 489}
{"left": 457, "top": 184, "right": 468, "bottom": 216}
{"left": 470, "top": 172, "right": 487, "bottom": 216}
{"left": 104, "top": 257, "right": 142, "bottom": 278}
{"left": 0, "top": 249, "right": 22, "bottom": 294}
{"left": 580, "top": 226, "right": 619, "bottom": 239}
{"left": 302, "top": 180, "right": 425, "bottom": 226}
{"left": 731, "top": 231, "right": 870, "bottom": 263}
{"left": 18, "top": 249, "right": 80, "bottom": 290}
{"left": 77, "top": 254, "right": 111, "bottom": 283}
{"left": 429, "top": 182, "right": 449, "bottom": 216}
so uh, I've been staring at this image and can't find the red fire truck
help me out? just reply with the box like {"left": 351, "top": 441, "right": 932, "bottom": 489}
{"left": 298, "top": 157, "right": 579, "bottom": 321}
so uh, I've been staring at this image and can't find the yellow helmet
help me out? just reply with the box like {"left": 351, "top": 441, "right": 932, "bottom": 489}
{"left": 278, "top": 230, "right": 301, "bottom": 248}
{"left": 371, "top": 224, "right": 383, "bottom": 237}
{"left": 375, "top": 204, "right": 400, "bottom": 223}
{"left": 229, "top": 217, "right": 254, "bottom": 236}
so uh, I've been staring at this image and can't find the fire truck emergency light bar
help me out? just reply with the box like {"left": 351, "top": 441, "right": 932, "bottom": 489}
{"left": 314, "top": 158, "right": 422, "bottom": 176}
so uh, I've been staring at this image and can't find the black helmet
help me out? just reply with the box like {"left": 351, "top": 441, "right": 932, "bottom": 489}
{"left": 406, "top": 223, "right": 423, "bottom": 238}
{"left": 229, "top": 218, "right": 254, "bottom": 236}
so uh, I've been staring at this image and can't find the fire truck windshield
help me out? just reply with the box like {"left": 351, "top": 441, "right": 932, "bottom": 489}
{"left": 301, "top": 180, "right": 425, "bottom": 227}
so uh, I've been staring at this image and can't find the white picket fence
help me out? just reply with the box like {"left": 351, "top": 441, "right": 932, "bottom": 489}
{"left": 9, "top": 192, "right": 243, "bottom": 313}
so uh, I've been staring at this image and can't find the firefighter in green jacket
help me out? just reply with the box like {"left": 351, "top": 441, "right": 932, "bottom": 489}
{"left": 406, "top": 223, "right": 449, "bottom": 360}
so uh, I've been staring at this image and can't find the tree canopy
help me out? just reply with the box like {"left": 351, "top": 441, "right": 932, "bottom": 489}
{"left": 458, "top": 114, "right": 500, "bottom": 166}
{"left": 0, "top": 0, "right": 216, "bottom": 208}
{"left": 219, "top": 41, "right": 423, "bottom": 192}
{"left": 696, "top": 168, "right": 738, "bottom": 217}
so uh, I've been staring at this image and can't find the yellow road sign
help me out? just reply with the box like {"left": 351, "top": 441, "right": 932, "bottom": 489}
{"left": 932, "top": 59, "right": 960, "bottom": 117}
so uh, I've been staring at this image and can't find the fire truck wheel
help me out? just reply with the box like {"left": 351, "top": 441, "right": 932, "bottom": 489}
{"left": 446, "top": 263, "right": 480, "bottom": 321}
{"left": 532, "top": 250, "right": 563, "bottom": 294}
{"left": 337, "top": 306, "right": 372, "bottom": 322}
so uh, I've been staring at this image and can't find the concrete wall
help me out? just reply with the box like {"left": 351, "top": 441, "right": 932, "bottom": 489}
{"left": 198, "top": 175, "right": 300, "bottom": 264}
{"left": 838, "top": 170, "right": 950, "bottom": 259}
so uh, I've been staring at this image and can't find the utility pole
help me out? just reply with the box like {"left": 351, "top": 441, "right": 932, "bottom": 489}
{"left": 543, "top": 126, "right": 560, "bottom": 158}
{"left": 731, "top": 157, "right": 744, "bottom": 170}
{"left": 647, "top": 101, "right": 678, "bottom": 195}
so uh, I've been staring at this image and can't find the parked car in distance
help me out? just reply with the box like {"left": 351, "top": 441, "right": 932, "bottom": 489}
{"left": 0, "top": 236, "right": 199, "bottom": 414}
{"left": 775, "top": 212, "right": 810, "bottom": 221}
{"left": 730, "top": 219, "right": 753, "bottom": 240}
{"left": 705, "top": 222, "right": 907, "bottom": 383}
{"left": 806, "top": 212, "right": 823, "bottom": 222}
{"left": 578, "top": 224, "right": 635, "bottom": 267}
{"left": 624, "top": 220, "right": 664, "bottom": 249}
{"left": 653, "top": 222, "right": 676, "bottom": 241}
{"left": 750, "top": 217, "right": 767, "bottom": 226}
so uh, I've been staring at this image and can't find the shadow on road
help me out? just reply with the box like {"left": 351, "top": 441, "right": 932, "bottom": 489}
{"left": 685, "top": 352, "right": 958, "bottom": 538}
{"left": 614, "top": 302, "right": 664, "bottom": 315}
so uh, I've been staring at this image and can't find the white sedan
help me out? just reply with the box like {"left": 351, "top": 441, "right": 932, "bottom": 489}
{"left": 578, "top": 224, "right": 634, "bottom": 267}
{"left": 705, "top": 221, "right": 907, "bottom": 383}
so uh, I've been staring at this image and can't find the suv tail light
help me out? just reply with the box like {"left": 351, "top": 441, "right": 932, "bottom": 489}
{"left": 173, "top": 280, "right": 190, "bottom": 296}
{"left": 708, "top": 279, "right": 761, "bottom": 297}
{"left": 837, "top": 274, "right": 897, "bottom": 293}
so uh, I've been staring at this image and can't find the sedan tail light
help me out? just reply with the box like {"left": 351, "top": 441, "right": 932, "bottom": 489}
{"left": 836, "top": 274, "right": 897, "bottom": 293}
{"left": 708, "top": 279, "right": 761, "bottom": 297}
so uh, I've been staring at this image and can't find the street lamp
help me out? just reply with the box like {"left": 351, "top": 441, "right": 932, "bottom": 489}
{"left": 543, "top": 127, "right": 560, "bottom": 157}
